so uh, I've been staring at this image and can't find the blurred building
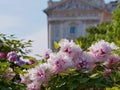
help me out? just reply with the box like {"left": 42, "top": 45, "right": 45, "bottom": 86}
{"left": 44, "top": 0, "right": 118, "bottom": 50}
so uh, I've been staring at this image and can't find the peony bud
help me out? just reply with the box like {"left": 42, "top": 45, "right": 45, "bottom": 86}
{"left": 0, "top": 52, "right": 7, "bottom": 59}
{"left": 28, "top": 60, "right": 35, "bottom": 65}
{"left": 104, "top": 69, "right": 111, "bottom": 76}
{"left": 7, "top": 51, "right": 18, "bottom": 63}
{"left": 17, "top": 60, "right": 26, "bottom": 66}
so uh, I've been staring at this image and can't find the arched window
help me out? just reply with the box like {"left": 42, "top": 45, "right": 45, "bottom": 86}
{"left": 70, "top": 26, "right": 76, "bottom": 34}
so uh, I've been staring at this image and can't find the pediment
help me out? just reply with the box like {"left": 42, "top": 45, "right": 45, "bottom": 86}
{"left": 46, "top": 0, "right": 100, "bottom": 12}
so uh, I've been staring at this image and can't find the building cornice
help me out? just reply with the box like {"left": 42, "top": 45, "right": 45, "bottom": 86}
{"left": 44, "top": 0, "right": 104, "bottom": 14}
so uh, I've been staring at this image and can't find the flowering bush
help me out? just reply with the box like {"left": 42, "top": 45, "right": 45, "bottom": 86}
{"left": 20, "top": 39, "right": 120, "bottom": 90}
{"left": 0, "top": 34, "right": 37, "bottom": 90}
{"left": 0, "top": 34, "right": 120, "bottom": 90}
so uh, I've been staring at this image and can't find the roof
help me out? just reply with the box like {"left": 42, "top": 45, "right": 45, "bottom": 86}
{"left": 44, "top": 0, "right": 104, "bottom": 13}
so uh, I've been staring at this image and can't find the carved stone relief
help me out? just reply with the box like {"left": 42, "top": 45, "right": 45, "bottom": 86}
{"left": 52, "top": 0, "right": 96, "bottom": 11}
{"left": 85, "top": 0, "right": 105, "bottom": 8}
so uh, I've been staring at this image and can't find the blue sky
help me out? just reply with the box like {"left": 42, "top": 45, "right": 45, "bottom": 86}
{"left": 0, "top": 0, "right": 116, "bottom": 56}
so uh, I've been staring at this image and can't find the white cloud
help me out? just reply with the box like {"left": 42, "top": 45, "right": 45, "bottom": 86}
{"left": 0, "top": 15, "right": 24, "bottom": 31}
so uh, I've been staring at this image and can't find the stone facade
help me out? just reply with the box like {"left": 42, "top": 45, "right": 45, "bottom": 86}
{"left": 44, "top": 0, "right": 117, "bottom": 50}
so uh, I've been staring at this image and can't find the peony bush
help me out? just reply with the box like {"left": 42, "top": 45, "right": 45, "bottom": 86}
{"left": 20, "top": 39, "right": 120, "bottom": 90}
{"left": 0, "top": 34, "right": 120, "bottom": 90}
{"left": 0, "top": 34, "right": 37, "bottom": 90}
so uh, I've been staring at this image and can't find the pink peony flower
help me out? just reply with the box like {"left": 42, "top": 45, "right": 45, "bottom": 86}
{"left": 118, "top": 67, "right": 120, "bottom": 70}
{"left": 86, "top": 52, "right": 96, "bottom": 69}
{"left": 74, "top": 52, "right": 94, "bottom": 70}
{"left": 20, "top": 73, "right": 31, "bottom": 84}
{"left": 59, "top": 39, "right": 82, "bottom": 60}
{"left": 7, "top": 51, "right": 18, "bottom": 63}
{"left": 27, "top": 81, "right": 40, "bottom": 90}
{"left": 89, "top": 40, "right": 117, "bottom": 62}
{"left": 104, "top": 69, "right": 111, "bottom": 76}
{"left": 48, "top": 52, "right": 74, "bottom": 74}
{"left": 29, "top": 63, "right": 50, "bottom": 84}
{"left": 105, "top": 54, "right": 120, "bottom": 68}
{"left": 0, "top": 52, "right": 7, "bottom": 59}
{"left": 43, "top": 49, "right": 52, "bottom": 59}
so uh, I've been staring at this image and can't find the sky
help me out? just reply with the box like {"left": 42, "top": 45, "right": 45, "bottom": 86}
{"left": 0, "top": 0, "right": 116, "bottom": 57}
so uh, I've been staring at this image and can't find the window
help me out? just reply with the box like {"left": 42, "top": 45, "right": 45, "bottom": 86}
{"left": 70, "top": 26, "right": 76, "bottom": 34}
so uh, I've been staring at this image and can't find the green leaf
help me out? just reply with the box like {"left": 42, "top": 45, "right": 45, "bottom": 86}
{"left": 23, "top": 56, "right": 36, "bottom": 60}
{"left": 75, "top": 39, "right": 82, "bottom": 47}
{"left": 54, "top": 41, "right": 60, "bottom": 50}
{"left": 69, "top": 81, "right": 79, "bottom": 90}
{"left": 14, "top": 67, "right": 24, "bottom": 74}
{"left": 79, "top": 78, "right": 88, "bottom": 83}
{"left": 21, "top": 64, "right": 35, "bottom": 69}
{"left": 106, "top": 87, "right": 120, "bottom": 90}
{"left": 0, "top": 62, "right": 10, "bottom": 66}
{"left": 90, "top": 73, "right": 99, "bottom": 79}
{"left": 59, "top": 72, "right": 69, "bottom": 76}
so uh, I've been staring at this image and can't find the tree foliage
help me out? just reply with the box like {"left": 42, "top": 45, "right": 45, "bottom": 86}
{"left": 0, "top": 33, "right": 32, "bottom": 56}
{"left": 76, "top": 2, "right": 120, "bottom": 53}
{"left": 0, "top": 33, "right": 34, "bottom": 90}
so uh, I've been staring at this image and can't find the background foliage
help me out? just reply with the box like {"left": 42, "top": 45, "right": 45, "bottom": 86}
{"left": 0, "top": 33, "right": 34, "bottom": 90}
{"left": 76, "top": 1, "right": 120, "bottom": 54}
